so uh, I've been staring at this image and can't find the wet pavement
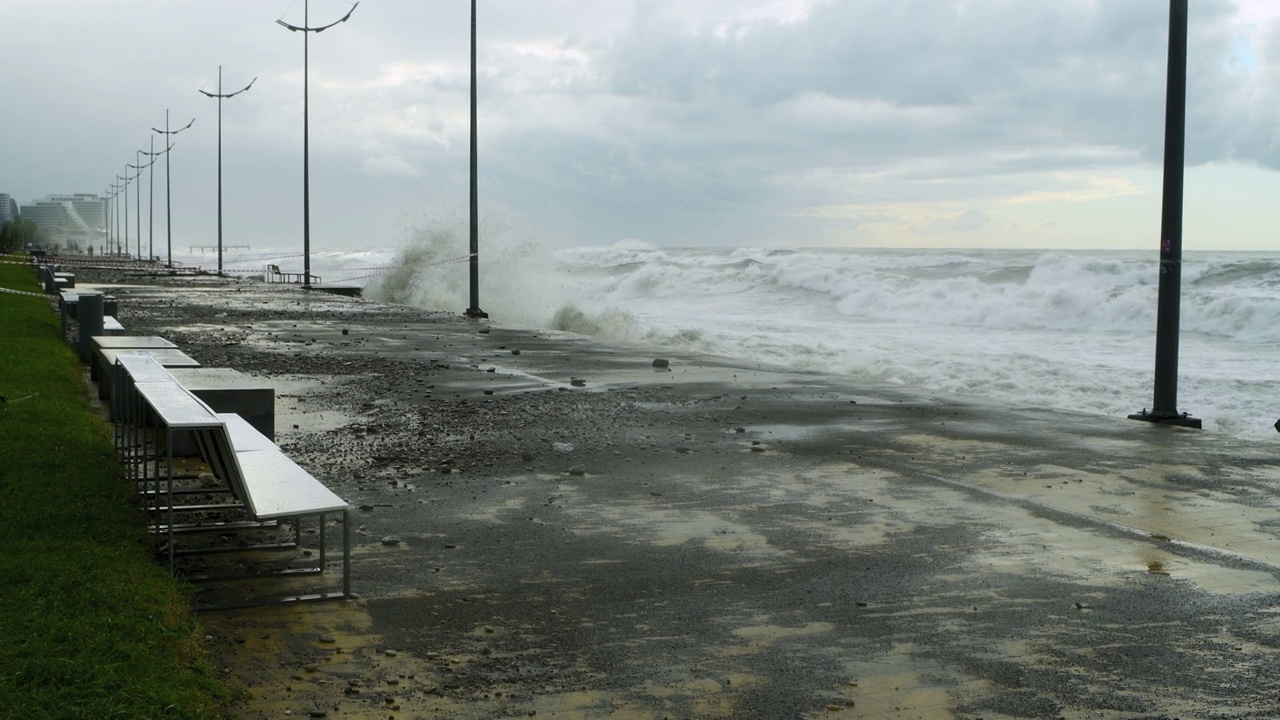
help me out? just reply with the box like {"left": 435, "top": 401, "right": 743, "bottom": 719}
{"left": 79, "top": 272, "right": 1280, "bottom": 719}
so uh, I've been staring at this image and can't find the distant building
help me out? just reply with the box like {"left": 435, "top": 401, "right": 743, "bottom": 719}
{"left": 20, "top": 194, "right": 106, "bottom": 248}
{"left": 45, "top": 193, "right": 107, "bottom": 232}
{"left": 0, "top": 193, "right": 17, "bottom": 226}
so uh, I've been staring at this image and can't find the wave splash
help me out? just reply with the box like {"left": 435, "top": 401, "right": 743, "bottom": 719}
{"left": 366, "top": 234, "right": 1280, "bottom": 437}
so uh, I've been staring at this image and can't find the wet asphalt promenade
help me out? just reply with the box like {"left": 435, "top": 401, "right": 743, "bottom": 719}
{"left": 81, "top": 272, "right": 1280, "bottom": 719}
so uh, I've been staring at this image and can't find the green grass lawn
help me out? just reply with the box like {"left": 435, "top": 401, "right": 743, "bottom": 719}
{"left": 0, "top": 264, "right": 231, "bottom": 718}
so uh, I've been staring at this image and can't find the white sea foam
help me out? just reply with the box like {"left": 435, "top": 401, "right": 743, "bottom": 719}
{"left": 185, "top": 238, "right": 1280, "bottom": 438}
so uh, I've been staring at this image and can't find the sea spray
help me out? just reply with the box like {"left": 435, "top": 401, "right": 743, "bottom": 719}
{"left": 366, "top": 203, "right": 656, "bottom": 339}
{"left": 360, "top": 243, "right": 1280, "bottom": 437}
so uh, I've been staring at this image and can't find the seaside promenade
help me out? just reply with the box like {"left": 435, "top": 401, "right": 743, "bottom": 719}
{"left": 77, "top": 269, "right": 1280, "bottom": 718}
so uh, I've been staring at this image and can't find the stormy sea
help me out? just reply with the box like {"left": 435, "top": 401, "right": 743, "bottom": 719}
{"left": 194, "top": 239, "right": 1280, "bottom": 440}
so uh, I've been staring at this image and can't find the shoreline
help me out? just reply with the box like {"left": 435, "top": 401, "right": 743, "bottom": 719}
{"left": 78, "top": 269, "right": 1280, "bottom": 718}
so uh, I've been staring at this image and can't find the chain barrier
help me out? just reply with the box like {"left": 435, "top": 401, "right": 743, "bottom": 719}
{"left": 0, "top": 286, "right": 48, "bottom": 299}
{"left": 3, "top": 251, "right": 477, "bottom": 287}
{"left": 221, "top": 251, "right": 307, "bottom": 264}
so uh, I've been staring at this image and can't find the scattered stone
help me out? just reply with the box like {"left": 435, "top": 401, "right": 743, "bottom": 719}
{"left": 308, "top": 711, "right": 328, "bottom": 718}
{"left": 521, "top": 451, "right": 534, "bottom": 462}
{"left": 303, "top": 663, "right": 319, "bottom": 672}
{"left": 198, "top": 472, "right": 219, "bottom": 488}
{"left": 484, "top": 389, "right": 495, "bottom": 395}
{"left": 568, "top": 465, "right": 587, "bottom": 476}
{"left": 384, "top": 649, "right": 398, "bottom": 657}
{"left": 318, "top": 635, "right": 336, "bottom": 644}
{"left": 675, "top": 446, "right": 691, "bottom": 454}
{"left": 750, "top": 445, "right": 766, "bottom": 452}
{"left": 479, "top": 327, "right": 491, "bottom": 334}
{"left": 652, "top": 358, "right": 670, "bottom": 368}
{"left": 511, "top": 349, "right": 521, "bottom": 355}
{"left": 552, "top": 442, "right": 574, "bottom": 453}
{"left": 734, "top": 427, "right": 746, "bottom": 433}
{"left": 341, "top": 328, "right": 349, "bottom": 335}
{"left": 381, "top": 536, "right": 402, "bottom": 546}
{"left": 570, "top": 378, "right": 586, "bottom": 387}
{"left": 359, "top": 504, "right": 375, "bottom": 512}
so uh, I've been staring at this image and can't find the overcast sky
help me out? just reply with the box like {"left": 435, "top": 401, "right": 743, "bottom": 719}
{"left": 4, "top": 0, "right": 1280, "bottom": 251}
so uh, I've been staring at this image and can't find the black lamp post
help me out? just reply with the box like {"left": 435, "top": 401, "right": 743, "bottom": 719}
{"left": 106, "top": 184, "right": 118, "bottom": 255}
{"left": 141, "top": 137, "right": 172, "bottom": 262}
{"left": 199, "top": 66, "right": 256, "bottom": 276}
{"left": 152, "top": 110, "right": 196, "bottom": 267}
{"left": 1129, "top": 0, "right": 1200, "bottom": 429}
{"left": 111, "top": 183, "right": 122, "bottom": 256}
{"left": 277, "top": 0, "right": 358, "bottom": 289}
{"left": 117, "top": 171, "right": 129, "bottom": 258}
{"left": 128, "top": 151, "right": 152, "bottom": 260}
{"left": 465, "top": 0, "right": 487, "bottom": 318}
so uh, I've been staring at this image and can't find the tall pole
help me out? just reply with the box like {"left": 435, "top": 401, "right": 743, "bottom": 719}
{"left": 1130, "top": 0, "right": 1199, "bottom": 429}
{"left": 106, "top": 186, "right": 116, "bottom": 255}
{"left": 304, "top": 6, "right": 311, "bottom": 287}
{"left": 112, "top": 184, "right": 121, "bottom": 256}
{"left": 165, "top": 112, "right": 171, "bottom": 265}
{"left": 278, "top": 1, "right": 357, "bottom": 289}
{"left": 120, "top": 170, "right": 129, "bottom": 258}
{"left": 465, "top": 0, "right": 487, "bottom": 318}
{"left": 104, "top": 187, "right": 113, "bottom": 255}
{"left": 152, "top": 110, "right": 195, "bottom": 267}
{"left": 135, "top": 151, "right": 142, "bottom": 259}
{"left": 219, "top": 67, "right": 224, "bottom": 274}
{"left": 129, "top": 157, "right": 152, "bottom": 259}
{"left": 149, "top": 136, "right": 155, "bottom": 260}
{"left": 201, "top": 67, "right": 257, "bottom": 276}
{"left": 142, "top": 138, "right": 171, "bottom": 262}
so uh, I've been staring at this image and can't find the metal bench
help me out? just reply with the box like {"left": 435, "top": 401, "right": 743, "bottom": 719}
{"left": 115, "top": 355, "right": 351, "bottom": 609}
{"left": 265, "top": 263, "right": 321, "bottom": 284}
{"left": 91, "top": 336, "right": 179, "bottom": 381}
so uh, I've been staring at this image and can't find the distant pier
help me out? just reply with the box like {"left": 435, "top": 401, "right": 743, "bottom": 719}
{"left": 189, "top": 245, "right": 250, "bottom": 253}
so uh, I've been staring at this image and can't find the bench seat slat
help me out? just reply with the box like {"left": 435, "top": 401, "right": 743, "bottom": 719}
{"left": 219, "top": 412, "right": 277, "bottom": 452}
{"left": 235, "top": 451, "right": 348, "bottom": 519}
{"left": 211, "top": 413, "right": 348, "bottom": 519}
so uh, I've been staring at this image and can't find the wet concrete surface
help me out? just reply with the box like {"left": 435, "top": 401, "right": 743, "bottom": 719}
{"left": 78, "top": 272, "right": 1280, "bottom": 719}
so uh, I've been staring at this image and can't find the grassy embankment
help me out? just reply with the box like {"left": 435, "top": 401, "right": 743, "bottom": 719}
{"left": 0, "top": 263, "right": 230, "bottom": 718}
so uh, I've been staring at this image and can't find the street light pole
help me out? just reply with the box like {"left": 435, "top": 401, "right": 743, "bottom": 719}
{"left": 152, "top": 110, "right": 196, "bottom": 268}
{"left": 465, "top": 0, "right": 487, "bottom": 318}
{"left": 118, "top": 171, "right": 129, "bottom": 259}
{"left": 199, "top": 66, "right": 256, "bottom": 276}
{"left": 106, "top": 185, "right": 118, "bottom": 255}
{"left": 149, "top": 136, "right": 155, "bottom": 260}
{"left": 1129, "top": 0, "right": 1200, "bottom": 429}
{"left": 277, "top": 0, "right": 358, "bottom": 289}
{"left": 142, "top": 138, "right": 172, "bottom": 263}
{"left": 103, "top": 187, "right": 112, "bottom": 255}
{"left": 110, "top": 183, "right": 121, "bottom": 256}
{"left": 129, "top": 156, "right": 155, "bottom": 260}
{"left": 133, "top": 151, "right": 142, "bottom": 259}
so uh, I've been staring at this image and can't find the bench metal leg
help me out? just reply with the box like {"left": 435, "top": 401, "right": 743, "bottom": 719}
{"left": 343, "top": 508, "right": 352, "bottom": 598}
